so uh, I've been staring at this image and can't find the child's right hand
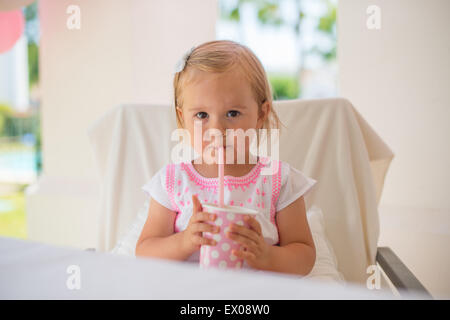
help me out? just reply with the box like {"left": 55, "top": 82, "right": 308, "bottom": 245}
{"left": 182, "top": 195, "right": 220, "bottom": 253}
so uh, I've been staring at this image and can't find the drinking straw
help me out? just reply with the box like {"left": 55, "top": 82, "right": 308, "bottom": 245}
{"left": 218, "top": 146, "right": 224, "bottom": 207}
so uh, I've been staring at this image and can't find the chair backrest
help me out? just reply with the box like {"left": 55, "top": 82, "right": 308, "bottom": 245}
{"left": 88, "top": 98, "right": 394, "bottom": 284}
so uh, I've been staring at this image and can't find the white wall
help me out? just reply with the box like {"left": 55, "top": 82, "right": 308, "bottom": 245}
{"left": 26, "top": 0, "right": 218, "bottom": 249}
{"left": 338, "top": 0, "right": 450, "bottom": 298}
{"left": 38, "top": 0, "right": 218, "bottom": 181}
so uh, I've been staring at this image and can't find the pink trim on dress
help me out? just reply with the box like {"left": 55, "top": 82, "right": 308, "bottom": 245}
{"left": 166, "top": 164, "right": 181, "bottom": 233}
{"left": 270, "top": 160, "right": 282, "bottom": 244}
{"left": 180, "top": 156, "right": 267, "bottom": 192}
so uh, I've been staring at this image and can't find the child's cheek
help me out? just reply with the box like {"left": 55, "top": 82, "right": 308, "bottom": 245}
{"left": 189, "top": 129, "right": 205, "bottom": 157}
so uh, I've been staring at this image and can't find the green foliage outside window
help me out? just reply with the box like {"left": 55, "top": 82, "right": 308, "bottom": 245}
{"left": 268, "top": 74, "right": 300, "bottom": 100}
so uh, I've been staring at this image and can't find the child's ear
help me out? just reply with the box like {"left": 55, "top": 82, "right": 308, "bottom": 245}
{"left": 257, "top": 100, "right": 269, "bottom": 128}
{"left": 176, "top": 106, "right": 182, "bottom": 117}
{"left": 176, "top": 106, "right": 184, "bottom": 126}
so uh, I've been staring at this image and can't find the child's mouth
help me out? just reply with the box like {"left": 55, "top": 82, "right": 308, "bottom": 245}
{"left": 214, "top": 145, "right": 234, "bottom": 150}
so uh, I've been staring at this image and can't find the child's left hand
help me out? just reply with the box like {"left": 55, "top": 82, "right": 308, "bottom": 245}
{"left": 226, "top": 215, "right": 270, "bottom": 270}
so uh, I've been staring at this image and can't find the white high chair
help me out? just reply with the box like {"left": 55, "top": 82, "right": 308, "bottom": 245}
{"left": 87, "top": 97, "right": 431, "bottom": 297}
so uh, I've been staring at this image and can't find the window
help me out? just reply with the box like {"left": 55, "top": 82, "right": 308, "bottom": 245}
{"left": 217, "top": 0, "right": 337, "bottom": 99}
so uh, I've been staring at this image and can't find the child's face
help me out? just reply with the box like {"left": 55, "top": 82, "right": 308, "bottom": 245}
{"left": 176, "top": 68, "right": 268, "bottom": 164}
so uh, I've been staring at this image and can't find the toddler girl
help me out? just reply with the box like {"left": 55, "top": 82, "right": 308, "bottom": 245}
{"left": 136, "top": 40, "right": 317, "bottom": 276}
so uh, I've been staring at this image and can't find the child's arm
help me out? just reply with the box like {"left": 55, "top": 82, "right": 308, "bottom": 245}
{"left": 264, "top": 195, "right": 316, "bottom": 275}
{"left": 227, "top": 196, "right": 316, "bottom": 276}
{"left": 136, "top": 195, "right": 219, "bottom": 261}
{"left": 135, "top": 198, "right": 194, "bottom": 261}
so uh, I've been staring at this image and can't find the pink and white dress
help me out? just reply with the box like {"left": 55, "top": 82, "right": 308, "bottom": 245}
{"left": 142, "top": 156, "right": 317, "bottom": 267}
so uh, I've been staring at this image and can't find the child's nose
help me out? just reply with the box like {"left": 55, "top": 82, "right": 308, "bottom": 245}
{"left": 204, "top": 127, "right": 227, "bottom": 147}
{"left": 207, "top": 120, "right": 227, "bottom": 137}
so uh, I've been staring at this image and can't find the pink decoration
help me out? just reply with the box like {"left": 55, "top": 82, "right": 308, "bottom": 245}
{"left": 270, "top": 160, "right": 282, "bottom": 224}
{"left": 218, "top": 147, "right": 224, "bottom": 208}
{"left": 180, "top": 159, "right": 264, "bottom": 190}
{"left": 167, "top": 164, "right": 181, "bottom": 214}
{"left": 0, "top": 10, "right": 25, "bottom": 54}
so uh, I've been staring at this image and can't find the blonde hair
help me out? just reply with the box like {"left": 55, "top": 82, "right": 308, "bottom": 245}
{"left": 173, "top": 40, "right": 284, "bottom": 136}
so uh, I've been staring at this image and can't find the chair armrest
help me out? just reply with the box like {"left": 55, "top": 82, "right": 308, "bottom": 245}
{"left": 376, "top": 246, "right": 432, "bottom": 298}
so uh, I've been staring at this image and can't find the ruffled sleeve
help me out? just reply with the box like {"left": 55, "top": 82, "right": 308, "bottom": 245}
{"left": 141, "top": 165, "right": 174, "bottom": 211}
{"left": 276, "top": 163, "right": 317, "bottom": 212}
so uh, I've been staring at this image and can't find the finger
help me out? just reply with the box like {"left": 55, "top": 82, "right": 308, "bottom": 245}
{"left": 244, "top": 216, "right": 262, "bottom": 236}
{"left": 226, "top": 231, "right": 258, "bottom": 248}
{"left": 192, "top": 222, "right": 220, "bottom": 234}
{"left": 232, "top": 248, "right": 256, "bottom": 261}
{"left": 228, "top": 223, "right": 260, "bottom": 243}
{"left": 193, "top": 211, "right": 216, "bottom": 223}
{"left": 192, "top": 194, "right": 203, "bottom": 213}
{"left": 193, "top": 234, "right": 217, "bottom": 246}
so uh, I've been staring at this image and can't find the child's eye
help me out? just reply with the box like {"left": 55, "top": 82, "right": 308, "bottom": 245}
{"left": 195, "top": 112, "right": 208, "bottom": 119}
{"left": 227, "top": 110, "right": 240, "bottom": 118}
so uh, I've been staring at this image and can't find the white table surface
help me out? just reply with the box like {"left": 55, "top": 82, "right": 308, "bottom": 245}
{"left": 0, "top": 236, "right": 408, "bottom": 300}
